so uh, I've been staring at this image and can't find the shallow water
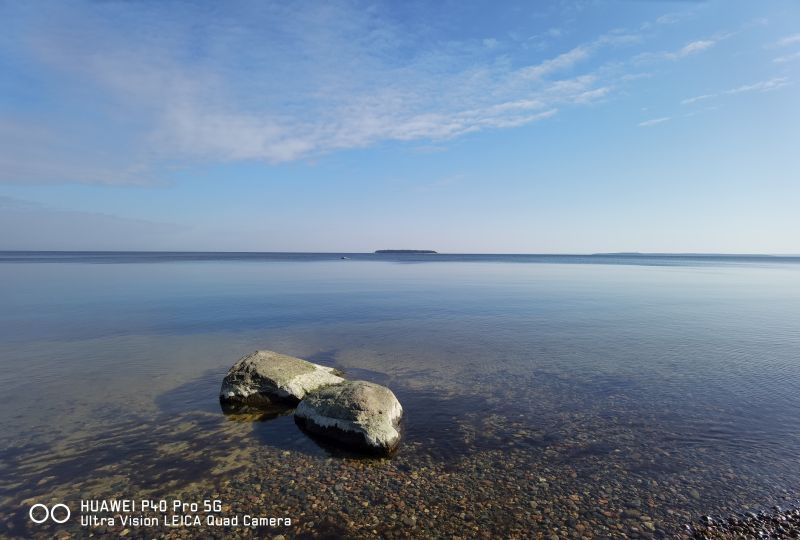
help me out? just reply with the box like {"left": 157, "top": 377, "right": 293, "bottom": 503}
{"left": 2, "top": 253, "right": 800, "bottom": 538}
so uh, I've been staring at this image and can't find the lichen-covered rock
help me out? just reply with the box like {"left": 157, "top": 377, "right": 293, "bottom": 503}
{"left": 294, "top": 380, "right": 403, "bottom": 455}
{"left": 219, "top": 350, "right": 344, "bottom": 407}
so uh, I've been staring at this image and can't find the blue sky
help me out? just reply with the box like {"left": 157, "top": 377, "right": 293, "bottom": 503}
{"left": 1, "top": 0, "right": 798, "bottom": 253}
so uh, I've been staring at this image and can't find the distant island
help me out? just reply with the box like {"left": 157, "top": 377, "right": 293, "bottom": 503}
{"left": 374, "top": 250, "right": 438, "bottom": 254}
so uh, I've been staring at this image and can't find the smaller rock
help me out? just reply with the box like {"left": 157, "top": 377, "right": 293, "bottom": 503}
{"left": 295, "top": 380, "right": 403, "bottom": 455}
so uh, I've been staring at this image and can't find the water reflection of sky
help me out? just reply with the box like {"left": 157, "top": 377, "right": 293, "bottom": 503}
{"left": 2, "top": 257, "right": 800, "bottom": 531}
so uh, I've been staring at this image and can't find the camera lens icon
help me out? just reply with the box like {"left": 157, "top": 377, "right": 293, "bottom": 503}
{"left": 29, "top": 503, "right": 70, "bottom": 524}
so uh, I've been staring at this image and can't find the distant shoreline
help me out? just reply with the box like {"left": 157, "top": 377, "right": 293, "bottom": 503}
{"left": 0, "top": 250, "right": 796, "bottom": 257}
{"left": 374, "top": 249, "right": 438, "bottom": 254}
{"left": 2, "top": 252, "right": 799, "bottom": 267}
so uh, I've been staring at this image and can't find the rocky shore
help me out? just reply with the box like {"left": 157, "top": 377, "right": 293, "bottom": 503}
{"left": 5, "top": 355, "right": 800, "bottom": 539}
{"left": 13, "top": 433, "right": 800, "bottom": 539}
{"left": 686, "top": 504, "right": 800, "bottom": 539}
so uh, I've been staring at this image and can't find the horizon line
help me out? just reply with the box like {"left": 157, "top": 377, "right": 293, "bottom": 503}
{"left": 1, "top": 250, "right": 799, "bottom": 257}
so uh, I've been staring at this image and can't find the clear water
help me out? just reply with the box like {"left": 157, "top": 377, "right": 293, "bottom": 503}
{"left": 2, "top": 252, "right": 800, "bottom": 537}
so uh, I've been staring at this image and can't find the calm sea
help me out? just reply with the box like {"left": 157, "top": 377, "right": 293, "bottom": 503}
{"left": 2, "top": 252, "right": 800, "bottom": 537}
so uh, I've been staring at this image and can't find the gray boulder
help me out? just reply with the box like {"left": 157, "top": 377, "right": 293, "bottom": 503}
{"left": 294, "top": 380, "right": 403, "bottom": 455}
{"left": 219, "top": 350, "right": 344, "bottom": 407}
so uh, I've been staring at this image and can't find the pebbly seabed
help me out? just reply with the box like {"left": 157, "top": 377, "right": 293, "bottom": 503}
{"left": 5, "top": 364, "right": 800, "bottom": 539}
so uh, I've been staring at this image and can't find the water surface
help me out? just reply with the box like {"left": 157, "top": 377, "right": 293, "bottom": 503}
{"left": 2, "top": 252, "right": 800, "bottom": 538}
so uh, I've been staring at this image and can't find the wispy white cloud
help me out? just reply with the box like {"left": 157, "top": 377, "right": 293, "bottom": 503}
{"left": 774, "top": 33, "right": 800, "bottom": 48}
{"left": 673, "top": 40, "right": 716, "bottom": 58}
{"left": 653, "top": 39, "right": 718, "bottom": 63}
{"left": 655, "top": 13, "right": 683, "bottom": 25}
{"left": 680, "top": 77, "right": 791, "bottom": 106}
{"left": 639, "top": 8, "right": 695, "bottom": 30}
{"left": 518, "top": 45, "right": 592, "bottom": 79}
{"left": 519, "top": 27, "right": 564, "bottom": 52}
{"left": 724, "top": 77, "right": 791, "bottom": 95}
{"left": 680, "top": 94, "right": 715, "bottom": 105}
{"left": 636, "top": 35, "right": 723, "bottom": 63}
{"left": 639, "top": 7, "right": 697, "bottom": 29}
{"left": 638, "top": 117, "right": 670, "bottom": 127}
{"left": 511, "top": 31, "right": 640, "bottom": 87}
{"left": 773, "top": 51, "right": 800, "bottom": 64}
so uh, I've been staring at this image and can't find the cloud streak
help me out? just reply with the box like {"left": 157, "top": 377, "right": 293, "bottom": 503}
{"left": 773, "top": 51, "right": 800, "bottom": 64}
{"left": 670, "top": 39, "right": 716, "bottom": 59}
{"left": 638, "top": 117, "right": 670, "bottom": 127}
{"left": 773, "top": 33, "right": 800, "bottom": 48}
{"left": 680, "top": 94, "right": 715, "bottom": 106}
{"left": 681, "top": 77, "right": 791, "bottom": 106}
{"left": 725, "top": 77, "right": 790, "bottom": 95}
{"left": 636, "top": 37, "right": 719, "bottom": 63}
